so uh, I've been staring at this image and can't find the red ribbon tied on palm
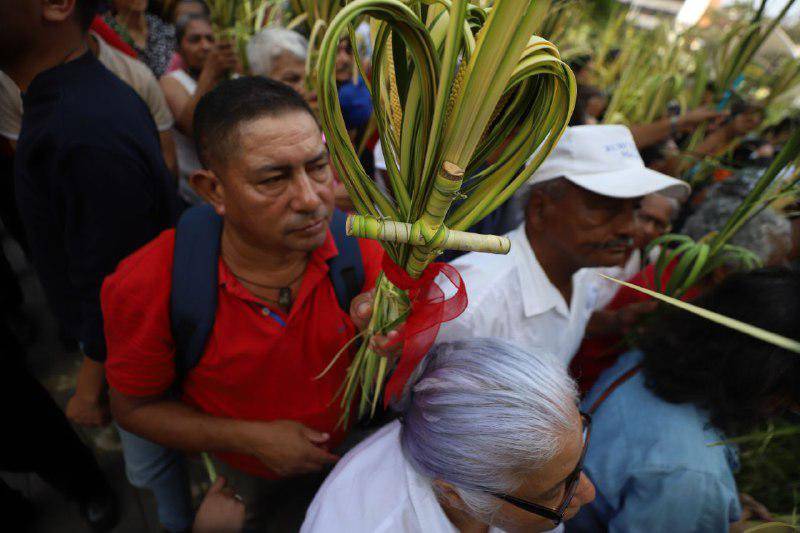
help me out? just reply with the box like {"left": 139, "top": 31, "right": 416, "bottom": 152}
{"left": 380, "top": 255, "right": 468, "bottom": 406}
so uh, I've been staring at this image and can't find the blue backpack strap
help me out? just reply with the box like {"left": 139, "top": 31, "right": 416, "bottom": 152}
{"left": 328, "top": 209, "right": 365, "bottom": 313}
{"left": 170, "top": 204, "right": 223, "bottom": 384}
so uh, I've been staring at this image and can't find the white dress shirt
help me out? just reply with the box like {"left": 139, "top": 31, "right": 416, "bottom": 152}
{"left": 437, "top": 224, "right": 602, "bottom": 366}
{"left": 302, "top": 421, "right": 563, "bottom": 533}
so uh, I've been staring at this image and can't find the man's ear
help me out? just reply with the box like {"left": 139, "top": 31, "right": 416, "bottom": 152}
{"left": 525, "top": 190, "right": 547, "bottom": 232}
{"left": 433, "top": 479, "right": 467, "bottom": 510}
{"left": 190, "top": 169, "right": 226, "bottom": 216}
{"left": 41, "top": 0, "right": 76, "bottom": 23}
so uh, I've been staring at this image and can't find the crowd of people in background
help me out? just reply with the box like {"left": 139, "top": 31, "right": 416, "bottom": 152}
{"left": 0, "top": 1, "right": 798, "bottom": 532}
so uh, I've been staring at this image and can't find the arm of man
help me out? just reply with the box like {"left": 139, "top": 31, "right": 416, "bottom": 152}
{"left": 102, "top": 233, "right": 339, "bottom": 477}
{"left": 136, "top": 60, "right": 178, "bottom": 177}
{"left": 65, "top": 355, "right": 110, "bottom": 427}
{"left": 584, "top": 301, "right": 657, "bottom": 338}
{"left": 159, "top": 129, "right": 178, "bottom": 178}
{"left": 608, "top": 470, "right": 741, "bottom": 533}
{"left": 110, "top": 389, "right": 339, "bottom": 477}
{"left": 630, "top": 107, "right": 725, "bottom": 149}
{"left": 629, "top": 118, "right": 676, "bottom": 150}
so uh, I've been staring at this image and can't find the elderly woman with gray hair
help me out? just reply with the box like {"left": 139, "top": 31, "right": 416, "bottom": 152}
{"left": 682, "top": 176, "right": 793, "bottom": 268}
{"left": 247, "top": 27, "right": 314, "bottom": 105}
{"left": 301, "top": 338, "right": 595, "bottom": 533}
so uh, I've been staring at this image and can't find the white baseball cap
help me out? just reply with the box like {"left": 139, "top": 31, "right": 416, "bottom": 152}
{"left": 530, "top": 125, "right": 690, "bottom": 201}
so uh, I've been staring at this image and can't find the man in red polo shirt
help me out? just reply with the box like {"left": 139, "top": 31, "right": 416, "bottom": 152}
{"left": 104, "top": 77, "right": 384, "bottom": 530}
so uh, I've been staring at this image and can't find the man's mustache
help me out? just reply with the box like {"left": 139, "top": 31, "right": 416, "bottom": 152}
{"left": 285, "top": 209, "right": 331, "bottom": 232}
{"left": 590, "top": 237, "right": 634, "bottom": 250}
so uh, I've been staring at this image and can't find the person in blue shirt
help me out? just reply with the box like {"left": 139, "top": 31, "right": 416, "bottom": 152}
{"left": 334, "top": 36, "right": 372, "bottom": 133}
{"left": 567, "top": 267, "right": 800, "bottom": 533}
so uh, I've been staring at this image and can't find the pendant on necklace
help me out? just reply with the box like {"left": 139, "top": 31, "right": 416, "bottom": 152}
{"left": 279, "top": 287, "right": 292, "bottom": 309}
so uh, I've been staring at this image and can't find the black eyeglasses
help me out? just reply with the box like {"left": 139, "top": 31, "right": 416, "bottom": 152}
{"left": 489, "top": 412, "right": 592, "bottom": 526}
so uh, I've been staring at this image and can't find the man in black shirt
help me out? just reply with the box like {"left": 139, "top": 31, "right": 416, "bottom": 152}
{"left": 0, "top": 0, "right": 181, "bottom": 530}
{"left": 6, "top": 0, "right": 177, "bottom": 409}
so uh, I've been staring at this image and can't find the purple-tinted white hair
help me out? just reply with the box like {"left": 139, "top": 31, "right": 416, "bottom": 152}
{"left": 398, "top": 337, "right": 579, "bottom": 521}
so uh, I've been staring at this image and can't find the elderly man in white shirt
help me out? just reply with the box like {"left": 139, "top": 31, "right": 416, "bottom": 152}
{"left": 437, "top": 125, "right": 689, "bottom": 366}
{"left": 302, "top": 338, "right": 595, "bottom": 533}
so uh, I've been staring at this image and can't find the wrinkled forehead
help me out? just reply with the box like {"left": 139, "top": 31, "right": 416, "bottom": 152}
{"left": 184, "top": 19, "right": 213, "bottom": 38}
{"left": 231, "top": 112, "right": 325, "bottom": 167}
{"left": 271, "top": 50, "right": 306, "bottom": 74}
{"left": 569, "top": 182, "right": 637, "bottom": 208}
{"left": 176, "top": 1, "right": 206, "bottom": 17}
{"left": 640, "top": 194, "right": 674, "bottom": 217}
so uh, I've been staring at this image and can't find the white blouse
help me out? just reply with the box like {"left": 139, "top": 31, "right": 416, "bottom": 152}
{"left": 302, "top": 421, "right": 563, "bottom": 533}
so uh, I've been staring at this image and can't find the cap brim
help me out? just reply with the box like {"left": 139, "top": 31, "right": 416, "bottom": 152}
{"left": 564, "top": 167, "right": 690, "bottom": 201}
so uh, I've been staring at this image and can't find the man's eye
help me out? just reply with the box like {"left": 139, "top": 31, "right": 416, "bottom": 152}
{"left": 259, "top": 176, "right": 283, "bottom": 186}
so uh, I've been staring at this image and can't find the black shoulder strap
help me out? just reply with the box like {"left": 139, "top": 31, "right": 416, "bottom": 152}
{"left": 328, "top": 209, "right": 365, "bottom": 313}
{"left": 170, "top": 204, "right": 223, "bottom": 384}
{"left": 170, "top": 207, "right": 362, "bottom": 384}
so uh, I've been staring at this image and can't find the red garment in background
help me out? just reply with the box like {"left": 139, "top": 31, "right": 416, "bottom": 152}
{"left": 570, "top": 261, "right": 702, "bottom": 395}
{"left": 165, "top": 52, "right": 185, "bottom": 74}
{"left": 90, "top": 15, "right": 138, "bottom": 58}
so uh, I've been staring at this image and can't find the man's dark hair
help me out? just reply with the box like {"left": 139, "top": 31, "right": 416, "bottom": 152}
{"left": 567, "top": 54, "right": 593, "bottom": 75}
{"left": 640, "top": 267, "right": 800, "bottom": 435}
{"left": 176, "top": 13, "right": 210, "bottom": 44}
{"left": 76, "top": 0, "right": 101, "bottom": 30}
{"left": 170, "top": 0, "right": 210, "bottom": 21}
{"left": 570, "top": 83, "right": 605, "bottom": 126}
{"left": 193, "top": 76, "right": 316, "bottom": 169}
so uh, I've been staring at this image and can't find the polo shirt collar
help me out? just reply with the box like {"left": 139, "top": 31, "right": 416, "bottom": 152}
{"left": 218, "top": 227, "right": 339, "bottom": 309}
{"left": 509, "top": 224, "right": 570, "bottom": 318}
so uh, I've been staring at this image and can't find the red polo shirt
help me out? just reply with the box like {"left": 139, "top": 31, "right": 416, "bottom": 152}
{"left": 103, "top": 228, "right": 383, "bottom": 478}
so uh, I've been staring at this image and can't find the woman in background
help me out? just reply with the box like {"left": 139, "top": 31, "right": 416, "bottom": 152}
{"left": 568, "top": 268, "right": 800, "bottom": 532}
{"left": 105, "top": 0, "right": 176, "bottom": 77}
{"left": 160, "top": 13, "right": 238, "bottom": 204}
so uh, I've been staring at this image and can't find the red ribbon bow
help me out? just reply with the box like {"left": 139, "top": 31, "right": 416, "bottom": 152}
{"left": 380, "top": 255, "right": 468, "bottom": 406}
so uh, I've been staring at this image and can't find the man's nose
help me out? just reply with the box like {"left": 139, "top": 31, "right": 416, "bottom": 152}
{"left": 291, "top": 172, "right": 323, "bottom": 213}
{"left": 616, "top": 200, "right": 638, "bottom": 237}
